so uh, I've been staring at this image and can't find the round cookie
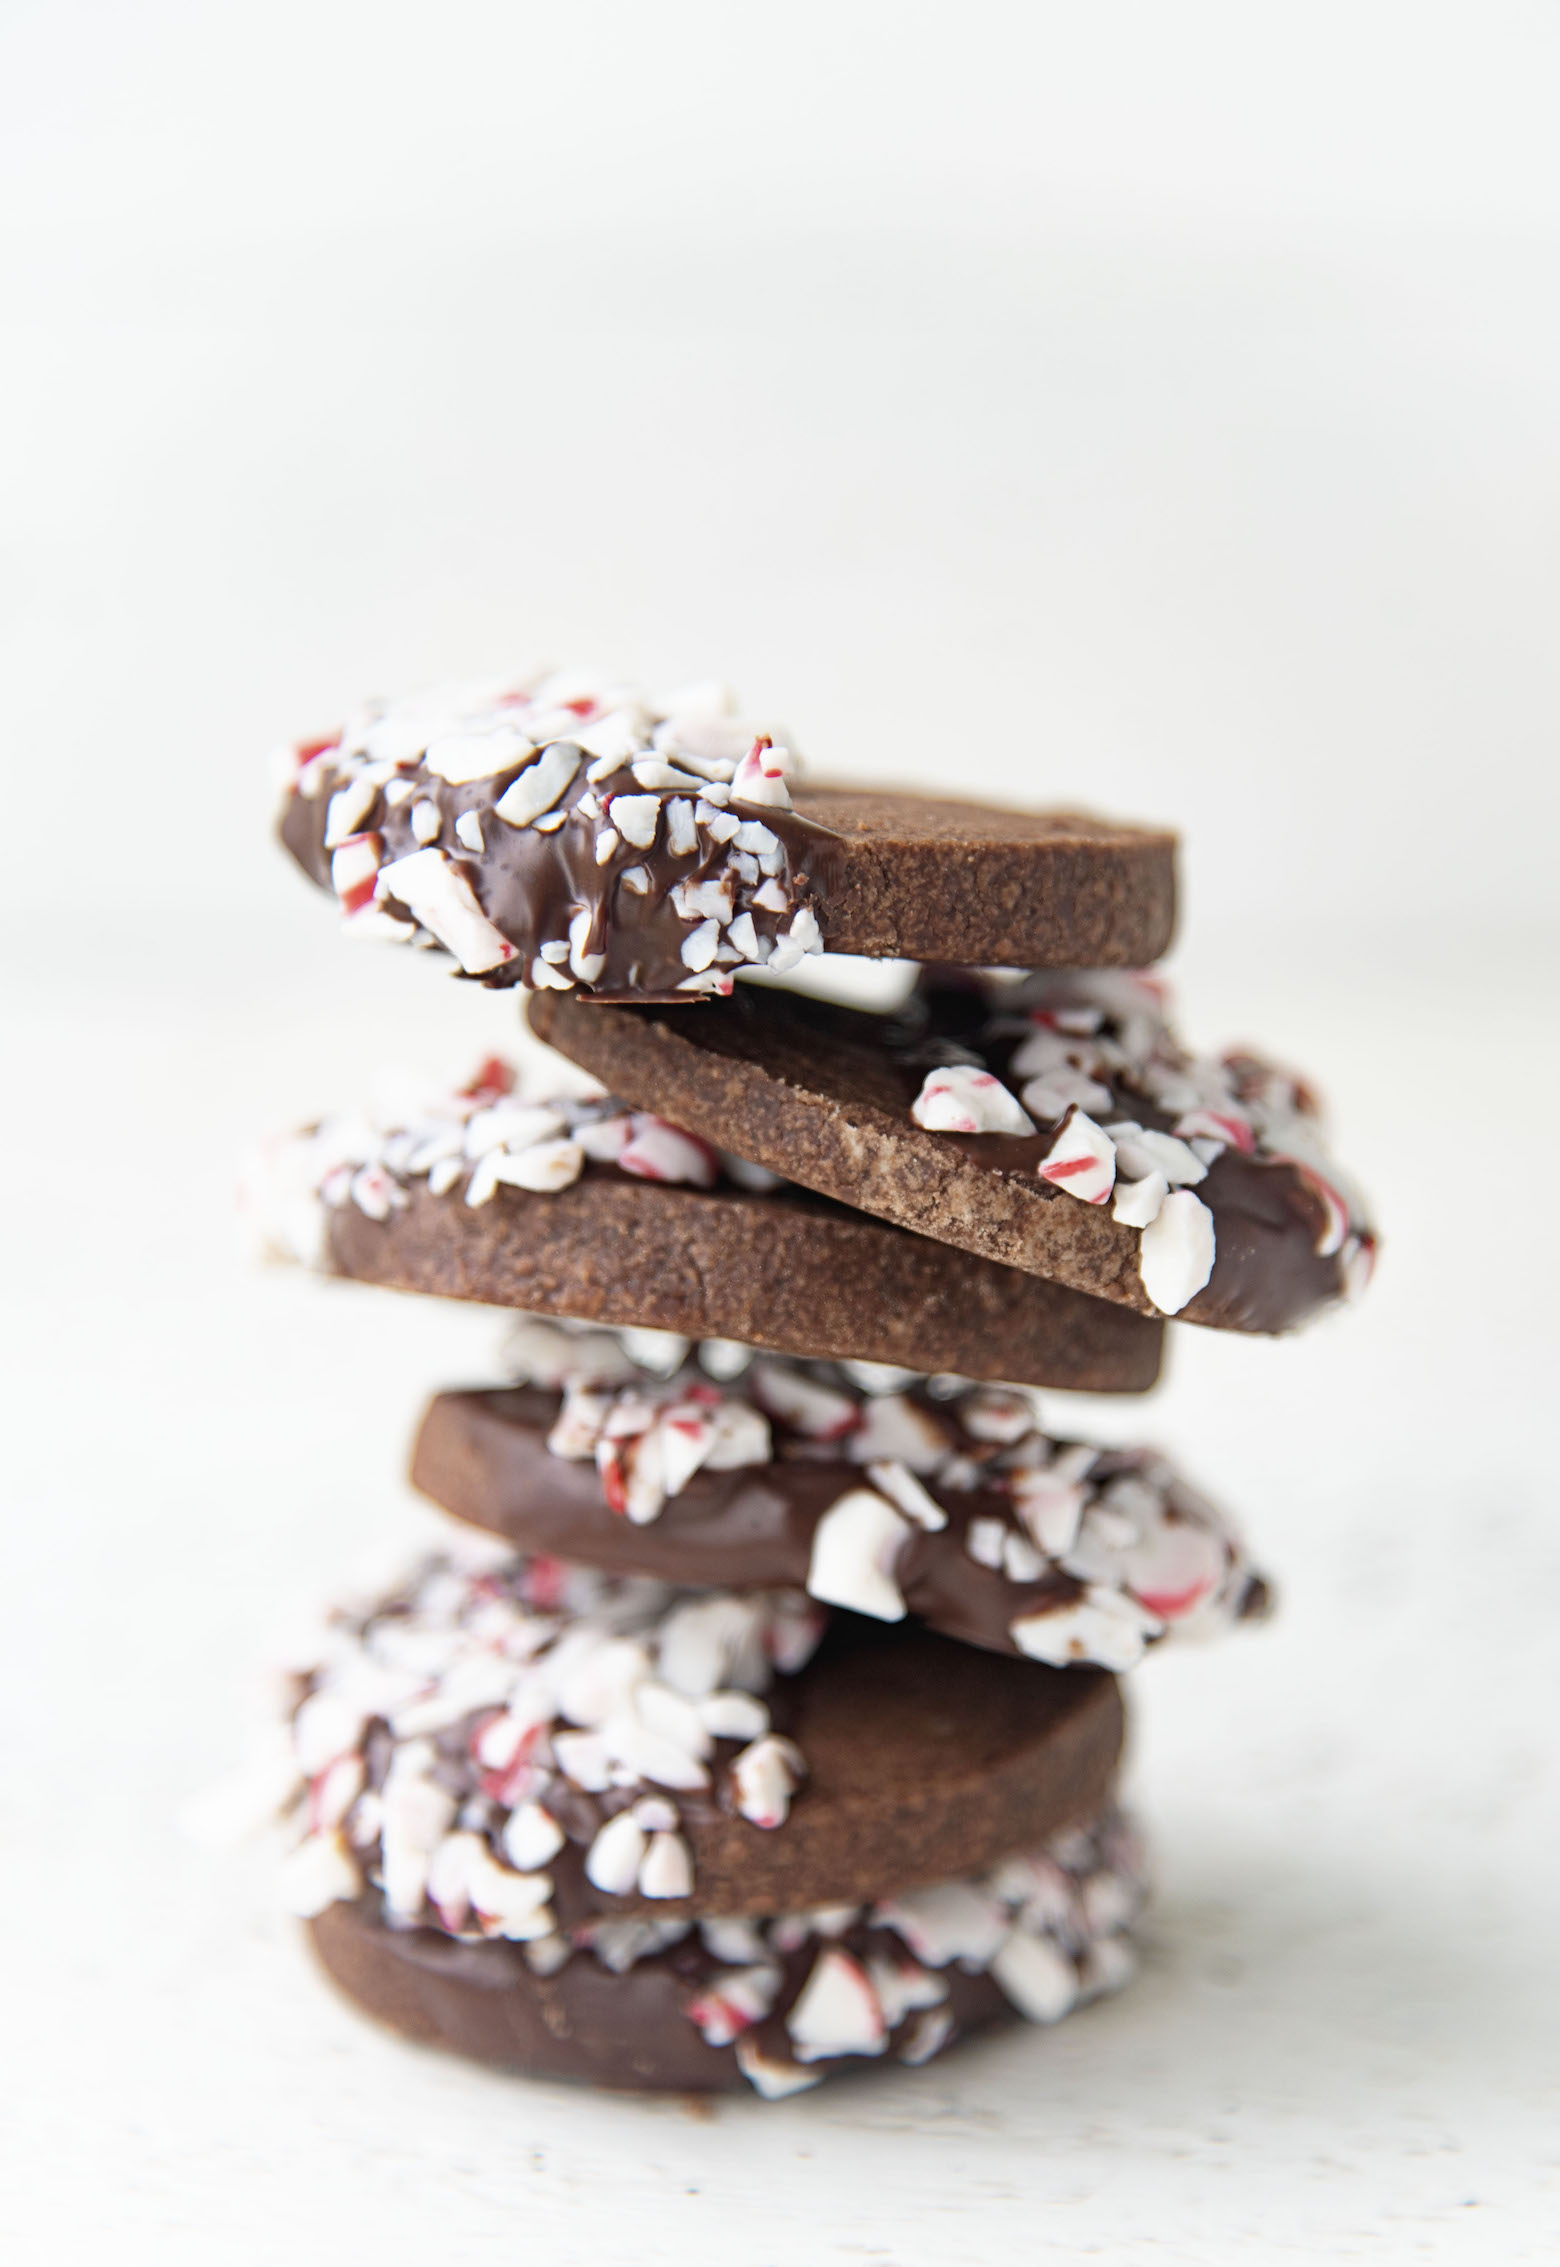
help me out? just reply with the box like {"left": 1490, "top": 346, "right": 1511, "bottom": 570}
{"left": 307, "top": 1804, "right": 1145, "bottom": 2095}
{"left": 275, "top": 1548, "right": 1125, "bottom": 1936}
{"left": 529, "top": 970, "right": 1376, "bottom": 1334}
{"left": 275, "top": 672, "right": 1176, "bottom": 1000}
{"left": 410, "top": 1349, "right": 1267, "bottom": 1668}
{"left": 245, "top": 1059, "right": 1164, "bottom": 1390}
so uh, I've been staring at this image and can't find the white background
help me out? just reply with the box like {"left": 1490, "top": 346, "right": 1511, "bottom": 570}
{"left": 3, "top": 5, "right": 1559, "bottom": 2261}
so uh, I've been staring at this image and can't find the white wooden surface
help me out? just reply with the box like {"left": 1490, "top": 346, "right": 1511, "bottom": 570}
{"left": 3, "top": 928, "right": 1557, "bottom": 2264}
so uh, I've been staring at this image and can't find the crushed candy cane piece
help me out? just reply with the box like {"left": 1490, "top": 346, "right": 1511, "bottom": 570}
{"left": 807, "top": 1489, "right": 911, "bottom": 1621}
{"left": 1138, "top": 1188, "right": 1216, "bottom": 1315}
{"left": 911, "top": 1063, "right": 1035, "bottom": 1136}
{"left": 1037, "top": 1110, "right": 1116, "bottom": 1205}
{"left": 376, "top": 848, "right": 517, "bottom": 975}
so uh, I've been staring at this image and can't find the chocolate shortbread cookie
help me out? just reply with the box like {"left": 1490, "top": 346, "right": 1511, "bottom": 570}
{"left": 275, "top": 1548, "right": 1124, "bottom": 1933}
{"left": 275, "top": 672, "right": 1175, "bottom": 999}
{"left": 411, "top": 1348, "right": 1267, "bottom": 1666}
{"left": 531, "top": 971, "right": 1376, "bottom": 1333}
{"left": 246, "top": 1059, "right": 1164, "bottom": 1389}
{"left": 308, "top": 1803, "right": 1144, "bottom": 2095}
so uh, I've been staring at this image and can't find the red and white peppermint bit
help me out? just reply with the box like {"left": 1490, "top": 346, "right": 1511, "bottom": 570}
{"left": 278, "top": 671, "right": 824, "bottom": 994}
{"left": 484, "top": 1804, "right": 1145, "bottom": 2093}
{"left": 241, "top": 1062, "right": 747, "bottom": 1269}
{"left": 1037, "top": 1108, "right": 1117, "bottom": 1206}
{"left": 910, "top": 1063, "right": 1035, "bottom": 1137}
{"left": 616, "top": 1115, "right": 720, "bottom": 1189}
{"left": 505, "top": 1335, "right": 1266, "bottom": 1662}
{"left": 269, "top": 1548, "right": 822, "bottom": 1939}
{"left": 549, "top": 1376, "right": 770, "bottom": 1526}
{"left": 375, "top": 847, "right": 518, "bottom": 975}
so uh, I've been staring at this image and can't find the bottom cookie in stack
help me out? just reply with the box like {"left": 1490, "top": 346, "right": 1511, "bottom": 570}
{"left": 270, "top": 1544, "right": 1140, "bottom": 2095}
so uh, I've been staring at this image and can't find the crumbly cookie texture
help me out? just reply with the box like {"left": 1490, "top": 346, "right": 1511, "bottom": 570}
{"left": 912, "top": 968, "right": 1376, "bottom": 1317}
{"left": 476, "top": 1320, "right": 1268, "bottom": 1670}
{"left": 271, "top": 1548, "right": 824, "bottom": 1942}
{"left": 273, "top": 671, "right": 829, "bottom": 999}
{"left": 529, "top": 973, "right": 1374, "bottom": 1333}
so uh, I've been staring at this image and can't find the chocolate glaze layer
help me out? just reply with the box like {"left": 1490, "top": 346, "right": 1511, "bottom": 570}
{"left": 321, "top": 1170, "right": 1165, "bottom": 1390}
{"left": 530, "top": 981, "right": 1362, "bottom": 1334}
{"left": 282, "top": 761, "right": 846, "bottom": 999}
{"left": 281, "top": 770, "right": 1177, "bottom": 996}
{"left": 308, "top": 1895, "right": 1016, "bottom": 2093}
{"left": 412, "top": 1386, "right": 1268, "bottom": 1660}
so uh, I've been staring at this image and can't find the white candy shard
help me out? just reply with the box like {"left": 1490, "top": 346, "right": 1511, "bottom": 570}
{"left": 911, "top": 1063, "right": 1035, "bottom": 1136}
{"left": 489, "top": 1138, "right": 585, "bottom": 1194}
{"left": 866, "top": 1458, "right": 947, "bottom": 1531}
{"left": 376, "top": 848, "right": 517, "bottom": 974}
{"left": 786, "top": 1947, "right": 888, "bottom": 2062}
{"left": 1109, "top": 1126, "right": 1206, "bottom": 1186}
{"left": 989, "top": 1930, "right": 1079, "bottom": 2024}
{"left": 1137, "top": 1188, "right": 1216, "bottom": 1314}
{"left": 423, "top": 725, "right": 534, "bottom": 784}
{"left": 501, "top": 1801, "right": 565, "bottom": 1871}
{"left": 493, "top": 743, "right": 582, "bottom": 828}
{"left": 698, "top": 1690, "right": 770, "bottom": 1741}
{"left": 1113, "top": 1171, "right": 1168, "bottom": 1229}
{"left": 848, "top": 1393, "right": 949, "bottom": 1473}
{"left": 1036, "top": 1110, "right": 1116, "bottom": 1205}
{"left": 750, "top": 1363, "right": 858, "bottom": 1441}
{"left": 729, "top": 1735, "right": 806, "bottom": 1829}
{"left": 583, "top": 1811, "right": 648, "bottom": 1895}
{"left": 324, "top": 774, "right": 380, "bottom": 847}
{"left": 807, "top": 1489, "right": 911, "bottom": 1621}
{"left": 874, "top": 1879, "right": 1010, "bottom": 1966}
{"left": 638, "top": 1829, "right": 694, "bottom": 1900}
{"left": 608, "top": 793, "right": 660, "bottom": 849}
{"left": 680, "top": 918, "right": 722, "bottom": 971}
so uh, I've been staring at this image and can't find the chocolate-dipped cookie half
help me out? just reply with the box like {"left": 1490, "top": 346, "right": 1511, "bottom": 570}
{"left": 411, "top": 1335, "right": 1267, "bottom": 1667}
{"left": 530, "top": 970, "right": 1377, "bottom": 1334}
{"left": 272, "top": 1547, "right": 1124, "bottom": 1937}
{"left": 244, "top": 1058, "right": 1164, "bottom": 1390}
{"left": 274, "top": 670, "right": 1176, "bottom": 1000}
{"left": 307, "top": 1803, "right": 1144, "bottom": 2095}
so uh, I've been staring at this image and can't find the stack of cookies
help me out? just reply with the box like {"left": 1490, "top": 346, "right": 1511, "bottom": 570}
{"left": 250, "top": 669, "right": 1373, "bottom": 2097}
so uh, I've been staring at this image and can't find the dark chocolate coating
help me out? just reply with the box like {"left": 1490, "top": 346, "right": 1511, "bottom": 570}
{"left": 412, "top": 1388, "right": 1266, "bottom": 1658}
{"left": 530, "top": 984, "right": 1346, "bottom": 1334}
{"left": 321, "top": 1171, "right": 1165, "bottom": 1391}
{"left": 282, "top": 772, "right": 1176, "bottom": 995}
{"left": 308, "top": 1897, "right": 1016, "bottom": 2092}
